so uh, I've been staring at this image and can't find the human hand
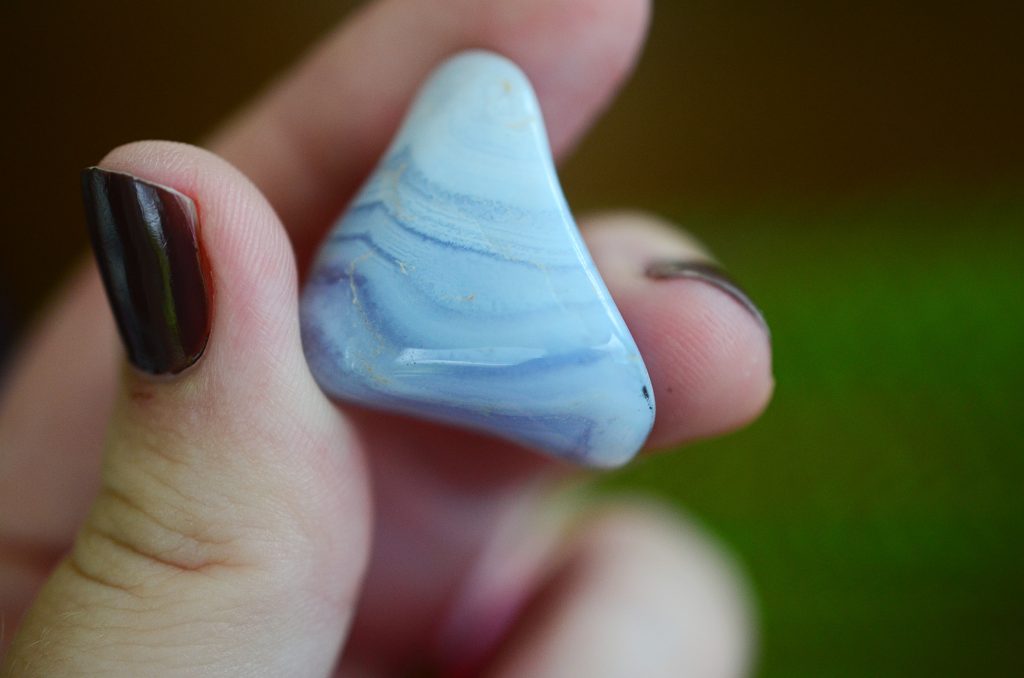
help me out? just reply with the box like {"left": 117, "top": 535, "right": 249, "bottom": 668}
{"left": 0, "top": 1, "right": 773, "bottom": 676}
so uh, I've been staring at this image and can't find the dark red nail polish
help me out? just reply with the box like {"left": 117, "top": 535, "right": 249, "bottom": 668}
{"left": 645, "top": 259, "right": 769, "bottom": 333}
{"left": 81, "top": 167, "right": 211, "bottom": 375}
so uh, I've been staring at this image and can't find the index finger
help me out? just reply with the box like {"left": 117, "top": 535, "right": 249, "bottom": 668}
{"left": 208, "top": 0, "right": 651, "bottom": 264}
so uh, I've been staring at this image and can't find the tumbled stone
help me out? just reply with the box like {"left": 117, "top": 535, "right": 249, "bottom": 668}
{"left": 301, "top": 51, "right": 654, "bottom": 467}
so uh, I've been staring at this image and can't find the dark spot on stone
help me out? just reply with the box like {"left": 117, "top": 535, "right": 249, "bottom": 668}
{"left": 642, "top": 385, "right": 653, "bottom": 411}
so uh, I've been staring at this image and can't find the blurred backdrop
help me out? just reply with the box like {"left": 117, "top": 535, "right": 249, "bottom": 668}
{"left": 2, "top": 1, "right": 1022, "bottom": 675}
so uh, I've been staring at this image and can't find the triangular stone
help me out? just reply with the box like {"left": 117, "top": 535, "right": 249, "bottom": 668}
{"left": 301, "top": 51, "right": 654, "bottom": 467}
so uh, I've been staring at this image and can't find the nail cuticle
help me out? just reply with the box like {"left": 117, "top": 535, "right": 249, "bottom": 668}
{"left": 645, "top": 259, "right": 769, "bottom": 335}
{"left": 81, "top": 167, "right": 211, "bottom": 376}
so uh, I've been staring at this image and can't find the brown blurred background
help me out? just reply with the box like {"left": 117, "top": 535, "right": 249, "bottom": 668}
{"left": 3, "top": 1, "right": 1023, "bottom": 676}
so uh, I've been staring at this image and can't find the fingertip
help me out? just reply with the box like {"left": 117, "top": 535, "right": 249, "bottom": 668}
{"left": 85, "top": 140, "right": 347, "bottom": 480}
{"left": 641, "top": 279, "right": 774, "bottom": 447}
{"left": 486, "top": 499, "right": 754, "bottom": 678}
{"left": 96, "top": 140, "right": 296, "bottom": 292}
{"left": 582, "top": 212, "right": 775, "bottom": 449}
{"left": 92, "top": 140, "right": 303, "bottom": 389}
{"left": 479, "top": 0, "right": 652, "bottom": 154}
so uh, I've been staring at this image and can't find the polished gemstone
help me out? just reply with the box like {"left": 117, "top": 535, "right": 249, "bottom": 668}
{"left": 300, "top": 51, "right": 654, "bottom": 467}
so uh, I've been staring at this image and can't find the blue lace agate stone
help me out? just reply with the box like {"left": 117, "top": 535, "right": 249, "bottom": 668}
{"left": 300, "top": 51, "right": 654, "bottom": 467}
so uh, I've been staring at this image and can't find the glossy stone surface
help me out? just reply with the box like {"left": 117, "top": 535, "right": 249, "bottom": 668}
{"left": 301, "top": 51, "right": 654, "bottom": 467}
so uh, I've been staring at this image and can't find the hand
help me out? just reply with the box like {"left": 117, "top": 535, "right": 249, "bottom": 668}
{"left": 0, "top": 0, "right": 773, "bottom": 675}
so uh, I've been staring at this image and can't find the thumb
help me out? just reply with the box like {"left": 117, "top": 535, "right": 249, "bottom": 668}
{"left": 3, "top": 142, "right": 369, "bottom": 677}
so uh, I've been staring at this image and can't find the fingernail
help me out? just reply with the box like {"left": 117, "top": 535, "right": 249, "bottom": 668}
{"left": 645, "top": 260, "right": 769, "bottom": 333}
{"left": 81, "top": 167, "right": 211, "bottom": 375}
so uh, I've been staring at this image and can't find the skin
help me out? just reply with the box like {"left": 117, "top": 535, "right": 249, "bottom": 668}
{"left": 0, "top": 0, "right": 774, "bottom": 675}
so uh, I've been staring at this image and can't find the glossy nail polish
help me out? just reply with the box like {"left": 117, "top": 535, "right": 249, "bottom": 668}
{"left": 645, "top": 260, "right": 768, "bottom": 332}
{"left": 81, "top": 168, "right": 211, "bottom": 375}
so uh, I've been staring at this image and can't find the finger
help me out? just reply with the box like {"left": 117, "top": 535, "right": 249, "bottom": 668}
{"left": 209, "top": 0, "right": 651, "bottom": 261}
{"left": 2, "top": 142, "right": 369, "bottom": 676}
{"left": 583, "top": 212, "right": 775, "bottom": 448}
{"left": 0, "top": 266, "right": 116, "bottom": 545}
{"left": 481, "top": 502, "right": 754, "bottom": 678}
{"left": 0, "top": 265, "right": 116, "bottom": 625}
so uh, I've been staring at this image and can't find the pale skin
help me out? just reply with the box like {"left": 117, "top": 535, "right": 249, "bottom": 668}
{"left": 0, "top": 0, "right": 774, "bottom": 675}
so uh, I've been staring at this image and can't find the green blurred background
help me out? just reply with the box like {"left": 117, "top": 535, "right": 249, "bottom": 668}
{"left": 2, "top": 1, "right": 1022, "bottom": 675}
